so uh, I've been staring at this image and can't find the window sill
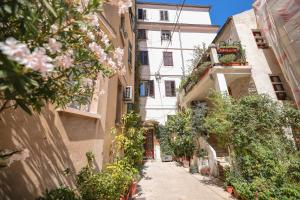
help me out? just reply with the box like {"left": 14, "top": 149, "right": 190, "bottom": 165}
{"left": 57, "top": 107, "right": 101, "bottom": 120}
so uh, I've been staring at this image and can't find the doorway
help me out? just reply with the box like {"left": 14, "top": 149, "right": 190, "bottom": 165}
{"left": 144, "top": 129, "right": 154, "bottom": 159}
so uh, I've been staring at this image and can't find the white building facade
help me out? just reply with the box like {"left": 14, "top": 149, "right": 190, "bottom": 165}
{"left": 137, "top": 2, "right": 218, "bottom": 124}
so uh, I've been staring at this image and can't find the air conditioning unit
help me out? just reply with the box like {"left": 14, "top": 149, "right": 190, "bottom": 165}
{"left": 124, "top": 86, "right": 133, "bottom": 102}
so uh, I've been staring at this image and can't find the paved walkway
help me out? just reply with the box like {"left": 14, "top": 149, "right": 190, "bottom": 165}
{"left": 135, "top": 161, "right": 233, "bottom": 200}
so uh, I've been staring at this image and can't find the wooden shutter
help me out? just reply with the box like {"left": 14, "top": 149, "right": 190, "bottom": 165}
{"left": 163, "top": 52, "right": 173, "bottom": 66}
{"left": 143, "top": 9, "right": 147, "bottom": 20}
{"left": 138, "top": 9, "right": 143, "bottom": 19}
{"left": 170, "top": 81, "right": 175, "bottom": 96}
{"left": 165, "top": 81, "right": 176, "bottom": 97}
{"left": 149, "top": 80, "right": 155, "bottom": 97}
{"left": 160, "top": 11, "right": 164, "bottom": 20}
{"left": 165, "top": 11, "right": 169, "bottom": 21}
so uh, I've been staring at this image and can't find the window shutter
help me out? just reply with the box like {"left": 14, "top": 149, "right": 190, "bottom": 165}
{"left": 149, "top": 80, "right": 155, "bottom": 97}
{"left": 143, "top": 10, "right": 147, "bottom": 19}
{"left": 160, "top": 11, "right": 163, "bottom": 20}
{"left": 171, "top": 81, "right": 175, "bottom": 96}
{"left": 165, "top": 81, "right": 175, "bottom": 97}
{"left": 144, "top": 51, "right": 149, "bottom": 65}
{"left": 163, "top": 52, "right": 173, "bottom": 66}
{"left": 165, "top": 81, "right": 171, "bottom": 96}
{"left": 165, "top": 11, "right": 169, "bottom": 21}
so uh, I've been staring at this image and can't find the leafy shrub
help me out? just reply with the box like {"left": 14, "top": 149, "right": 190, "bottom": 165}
{"left": 77, "top": 159, "right": 136, "bottom": 200}
{"left": 219, "top": 54, "right": 237, "bottom": 64}
{"left": 37, "top": 186, "right": 79, "bottom": 200}
{"left": 205, "top": 92, "right": 300, "bottom": 200}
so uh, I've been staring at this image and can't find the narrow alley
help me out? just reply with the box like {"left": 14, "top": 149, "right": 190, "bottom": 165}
{"left": 136, "top": 161, "right": 233, "bottom": 200}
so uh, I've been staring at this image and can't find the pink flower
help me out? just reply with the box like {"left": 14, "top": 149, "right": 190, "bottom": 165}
{"left": 50, "top": 24, "right": 59, "bottom": 34}
{"left": 45, "top": 38, "right": 62, "bottom": 54}
{"left": 87, "top": 32, "right": 95, "bottom": 41}
{"left": 0, "top": 37, "right": 30, "bottom": 63}
{"left": 24, "top": 48, "right": 53, "bottom": 72}
{"left": 107, "top": 57, "right": 117, "bottom": 69}
{"left": 89, "top": 42, "right": 107, "bottom": 63}
{"left": 99, "top": 31, "right": 110, "bottom": 47}
{"left": 55, "top": 53, "right": 73, "bottom": 69}
{"left": 110, "top": 0, "right": 133, "bottom": 15}
{"left": 113, "top": 47, "right": 124, "bottom": 67}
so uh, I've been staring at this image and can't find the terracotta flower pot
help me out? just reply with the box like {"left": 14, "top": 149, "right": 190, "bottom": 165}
{"left": 222, "top": 62, "right": 243, "bottom": 66}
{"left": 130, "top": 181, "right": 137, "bottom": 196}
{"left": 217, "top": 48, "right": 239, "bottom": 54}
{"left": 226, "top": 186, "right": 234, "bottom": 194}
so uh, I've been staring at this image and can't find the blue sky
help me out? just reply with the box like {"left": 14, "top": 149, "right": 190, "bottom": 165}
{"left": 138, "top": 0, "right": 254, "bottom": 26}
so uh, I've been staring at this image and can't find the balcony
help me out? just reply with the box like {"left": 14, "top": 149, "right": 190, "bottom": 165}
{"left": 179, "top": 41, "right": 252, "bottom": 108}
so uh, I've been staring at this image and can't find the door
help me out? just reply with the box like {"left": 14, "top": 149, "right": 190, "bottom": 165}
{"left": 144, "top": 129, "right": 154, "bottom": 159}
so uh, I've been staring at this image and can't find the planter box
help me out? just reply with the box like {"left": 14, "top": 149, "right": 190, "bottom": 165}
{"left": 198, "top": 67, "right": 211, "bottom": 81}
{"left": 218, "top": 48, "right": 239, "bottom": 54}
{"left": 222, "top": 62, "right": 244, "bottom": 66}
{"left": 184, "top": 81, "right": 195, "bottom": 93}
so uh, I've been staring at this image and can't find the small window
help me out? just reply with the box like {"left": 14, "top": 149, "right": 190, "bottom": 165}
{"left": 139, "top": 51, "right": 149, "bottom": 65}
{"left": 129, "top": 8, "right": 135, "bottom": 31}
{"left": 252, "top": 29, "right": 268, "bottom": 48}
{"left": 165, "top": 81, "right": 176, "bottom": 97}
{"left": 138, "top": 29, "right": 147, "bottom": 40}
{"left": 160, "top": 10, "right": 169, "bottom": 21}
{"left": 128, "top": 42, "right": 132, "bottom": 65}
{"left": 163, "top": 52, "right": 173, "bottom": 66}
{"left": 138, "top": 9, "right": 146, "bottom": 20}
{"left": 140, "top": 80, "right": 155, "bottom": 97}
{"left": 270, "top": 75, "right": 287, "bottom": 100}
{"left": 120, "top": 15, "right": 125, "bottom": 32}
{"left": 161, "top": 30, "right": 171, "bottom": 41}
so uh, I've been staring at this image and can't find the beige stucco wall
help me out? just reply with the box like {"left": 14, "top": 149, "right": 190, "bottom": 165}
{"left": 0, "top": 105, "right": 104, "bottom": 199}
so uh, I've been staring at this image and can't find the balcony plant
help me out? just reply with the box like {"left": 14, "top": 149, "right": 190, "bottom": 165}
{"left": 217, "top": 41, "right": 241, "bottom": 54}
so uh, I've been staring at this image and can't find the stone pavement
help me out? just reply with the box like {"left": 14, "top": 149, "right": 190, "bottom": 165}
{"left": 135, "top": 161, "right": 234, "bottom": 200}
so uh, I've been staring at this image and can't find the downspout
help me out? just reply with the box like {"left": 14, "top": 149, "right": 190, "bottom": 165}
{"left": 178, "top": 26, "right": 185, "bottom": 76}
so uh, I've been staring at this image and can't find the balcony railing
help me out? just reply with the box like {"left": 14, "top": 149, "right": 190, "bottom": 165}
{"left": 179, "top": 41, "right": 247, "bottom": 93}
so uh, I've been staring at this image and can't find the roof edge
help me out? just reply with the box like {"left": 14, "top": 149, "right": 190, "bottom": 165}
{"left": 136, "top": 1, "right": 211, "bottom": 11}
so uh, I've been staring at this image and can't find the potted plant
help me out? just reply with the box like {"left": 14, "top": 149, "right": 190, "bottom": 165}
{"left": 226, "top": 185, "right": 234, "bottom": 194}
{"left": 219, "top": 54, "right": 242, "bottom": 66}
{"left": 218, "top": 41, "right": 241, "bottom": 54}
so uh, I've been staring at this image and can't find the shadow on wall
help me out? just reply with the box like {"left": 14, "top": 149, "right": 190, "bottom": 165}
{"left": 0, "top": 105, "right": 77, "bottom": 200}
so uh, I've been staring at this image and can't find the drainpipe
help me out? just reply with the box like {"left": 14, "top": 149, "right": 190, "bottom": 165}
{"left": 178, "top": 27, "right": 185, "bottom": 76}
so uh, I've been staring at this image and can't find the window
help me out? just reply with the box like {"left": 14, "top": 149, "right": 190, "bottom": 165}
{"left": 252, "top": 29, "right": 268, "bottom": 48}
{"left": 138, "top": 9, "right": 146, "bottom": 20}
{"left": 160, "top": 10, "right": 169, "bottom": 21}
{"left": 138, "top": 29, "right": 147, "bottom": 40}
{"left": 115, "top": 82, "right": 123, "bottom": 124}
{"left": 140, "top": 80, "right": 154, "bottom": 97}
{"left": 161, "top": 30, "right": 171, "bottom": 41}
{"left": 120, "top": 15, "right": 125, "bottom": 33}
{"left": 129, "top": 8, "right": 135, "bottom": 31}
{"left": 270, "top": 75, "right": 287, "bottom": 100}
{"left": 163, "top": 52, "right": 173, "bottom": 66}
{"left": 165, "top": 81, "right": 176, "bottom": 97}
{"left": 139, "top": 51, "right": 149, "bottom": 65}
{"left": 128, "top": 42, "right": 132, "bottom": 65}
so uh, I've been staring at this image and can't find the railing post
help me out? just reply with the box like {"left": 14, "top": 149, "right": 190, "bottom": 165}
{"left": 209, "top": 43, "right": 219, "bottom": 65}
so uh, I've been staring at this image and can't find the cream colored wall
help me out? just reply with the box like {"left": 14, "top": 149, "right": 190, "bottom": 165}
{"left": 0, "top": 105, "right": 104, "bottom": 199}
{"left": 98, "top": 3, "right": 136, "bottom": 165}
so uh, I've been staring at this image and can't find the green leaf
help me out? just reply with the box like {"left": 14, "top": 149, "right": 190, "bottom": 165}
{"left": 4, "top": 5, "right": 12, "bottom": 14}
{"left": 0, "top": 70, "right": 7, "bottom": 78}
{"left": 42, "top": 0, "right": 57, "bottom": 18}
